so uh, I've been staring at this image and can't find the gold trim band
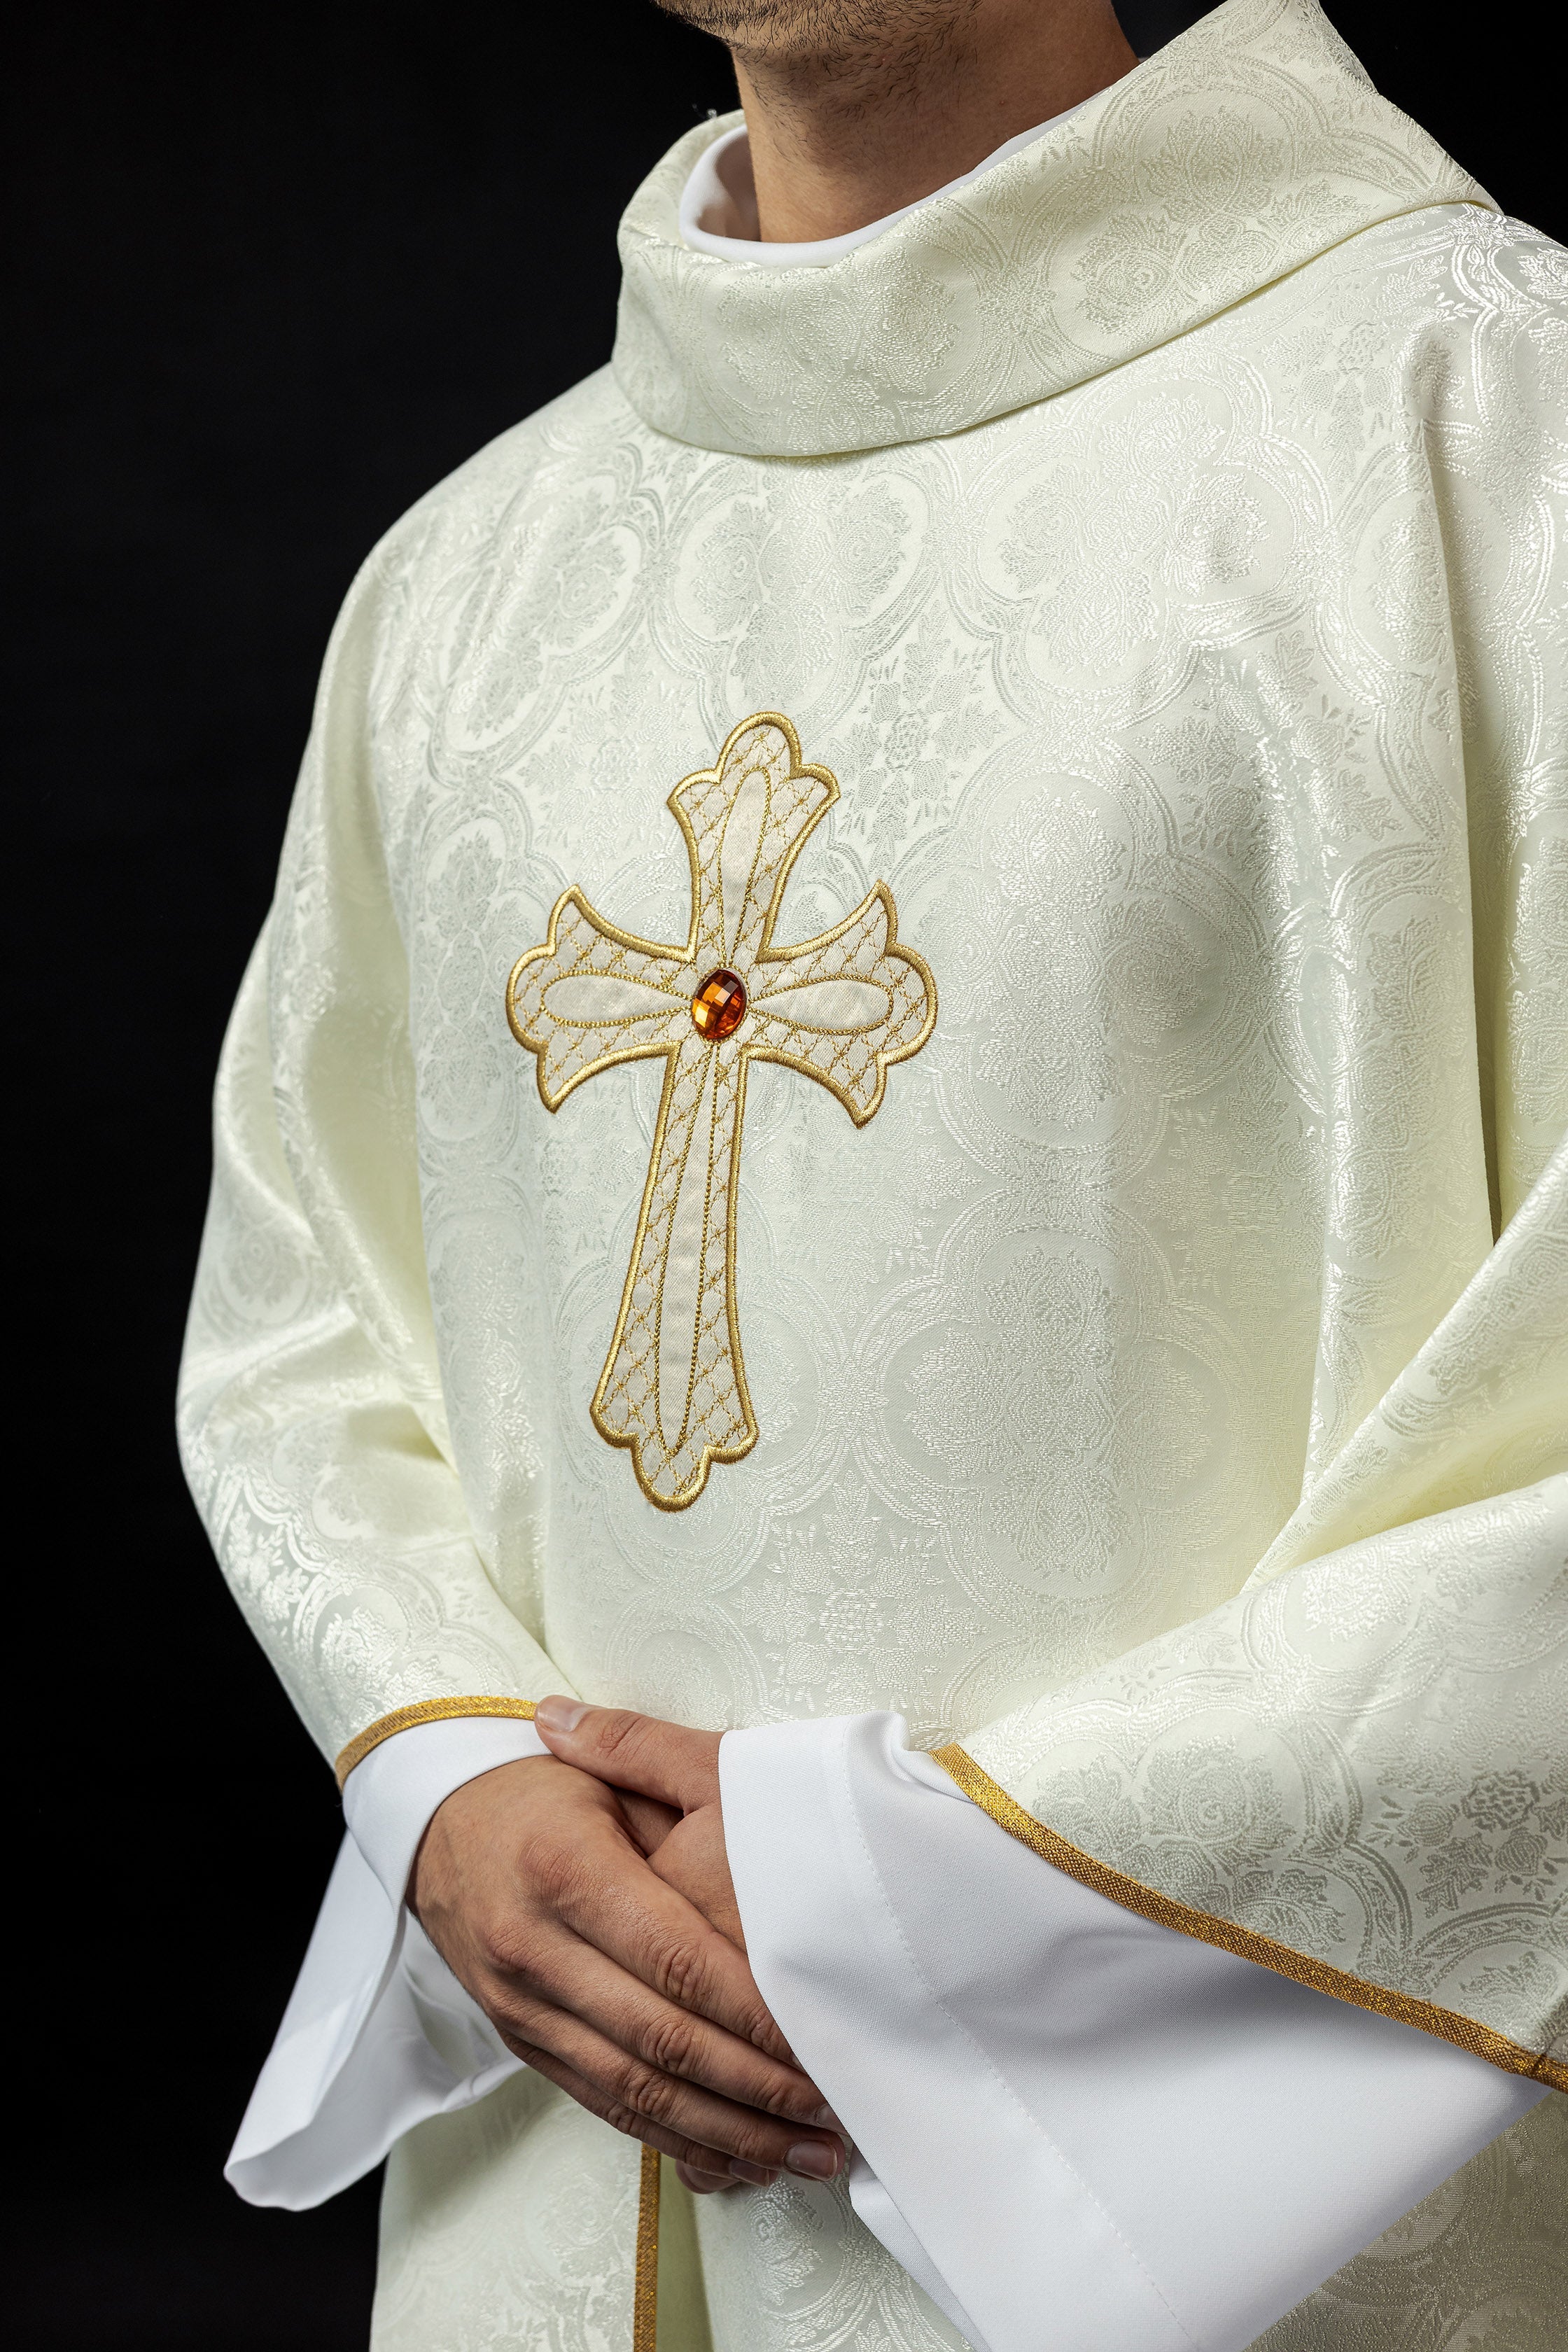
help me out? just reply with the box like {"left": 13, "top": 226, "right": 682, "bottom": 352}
{"left": 932, "top": 1744, "right": 1567, "bottom": 2096}
{"left": 633, "top": 2144, "right": 661, "bottom": 2352}
{"left": 334, "top": 1697, "right": 540, "bottom": 1789}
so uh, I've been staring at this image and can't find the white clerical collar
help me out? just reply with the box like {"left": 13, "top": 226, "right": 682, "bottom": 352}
{"left": 678, "top": 102, "right": 1091, "bottom": 270}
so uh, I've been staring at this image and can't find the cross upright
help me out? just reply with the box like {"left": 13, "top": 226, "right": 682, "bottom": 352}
{"left": 506, "top": 713, "right": 938, "bottom": 1511}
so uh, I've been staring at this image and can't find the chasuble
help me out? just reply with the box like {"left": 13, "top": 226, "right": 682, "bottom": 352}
{"left": 179, "top": 0, "right": 1568, "bottom": 2344}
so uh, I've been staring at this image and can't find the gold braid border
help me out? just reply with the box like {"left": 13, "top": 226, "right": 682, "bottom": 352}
{"left": 933, "top": 1745, "right": 1568, "bottom": 2094}
{"left": 334, "top": 1696, "right": 540, "bottom": 1789}
{"left": 634, "top": 2145, "right": 662, "bottom": 2352}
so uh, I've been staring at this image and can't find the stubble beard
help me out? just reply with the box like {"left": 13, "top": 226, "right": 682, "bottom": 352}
{"left": 650, "top": 0, "right": 981, "bottom": 66}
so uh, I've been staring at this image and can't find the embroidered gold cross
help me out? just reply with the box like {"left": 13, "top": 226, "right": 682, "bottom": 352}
{"left": 505, "top": 713, "right": 937, "bottom": 1511}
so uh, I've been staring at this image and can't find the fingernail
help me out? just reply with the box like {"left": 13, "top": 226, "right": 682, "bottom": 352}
{"left": 534, "top": 1696, "right": 588, "bottom": 1733}
{"left": 786, "top": 2142, "right": 840, "bottom": 2179}
{"left": 727, "top": 2158, "right": 776, "bottom": 2185}
{"left": 813, "top": 2106, "right": 846, "bottom": 2133}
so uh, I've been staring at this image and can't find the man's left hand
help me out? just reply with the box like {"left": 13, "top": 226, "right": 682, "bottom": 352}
{"left": 534, "top": 1698, "right": 741, "bottom": 1940}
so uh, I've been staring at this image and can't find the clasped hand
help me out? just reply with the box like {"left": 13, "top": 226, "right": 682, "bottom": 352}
{"left": 410, "top": 1699, "right": 843, "bottom": 2194}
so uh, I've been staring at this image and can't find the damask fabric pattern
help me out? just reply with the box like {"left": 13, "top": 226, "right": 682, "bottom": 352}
{"left": 374, "top": 2074, "right": 967, "bottom": 2352}
{"left": 372, "top": 2085, "right": 1568, "bottom": 2352}
{"left": 963, "top": 1473, "right": 1568, "bottom": 2071}
{"left": 177, "top": 0, "right": 1568, "bottom": 2340}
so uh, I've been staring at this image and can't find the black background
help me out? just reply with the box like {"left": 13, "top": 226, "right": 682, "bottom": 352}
{"left": 8, "top": 4, "right": 1560, "bottom": 2345}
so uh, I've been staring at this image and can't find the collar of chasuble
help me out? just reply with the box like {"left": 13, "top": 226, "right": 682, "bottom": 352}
{"left": 611, "top": 0, "right": 1493, "bottom": 458}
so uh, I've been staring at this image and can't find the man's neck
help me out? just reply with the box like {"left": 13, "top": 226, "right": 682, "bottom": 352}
{"left": 729, "top": 1, "right": 1138, "bottom": 245}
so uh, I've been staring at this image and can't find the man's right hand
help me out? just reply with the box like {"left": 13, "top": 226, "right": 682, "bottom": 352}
{"left": 410, "top": 1754, "right": 844, "bottom": 2188}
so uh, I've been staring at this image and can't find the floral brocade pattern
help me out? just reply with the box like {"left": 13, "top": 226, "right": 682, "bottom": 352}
{"left": 178, "top": 1, "right": 1568, "bottom": 2342}
{"left": 968, "top": 1480, "right": 1568, "bottom": 2048}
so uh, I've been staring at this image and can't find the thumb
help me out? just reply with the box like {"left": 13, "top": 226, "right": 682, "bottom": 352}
{"left": 533, "top": 1698, "right": 722, "bottom": 1812}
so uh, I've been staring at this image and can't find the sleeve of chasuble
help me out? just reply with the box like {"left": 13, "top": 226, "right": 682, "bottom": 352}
{"left": 178, "top": 564, "right": 565, "bottom": 1768}
{"left": 178, "top": 564, "right": 570, "bottom": 2208}
{"left": 720, "top": 332, "right": 1568, "bottom": 2352}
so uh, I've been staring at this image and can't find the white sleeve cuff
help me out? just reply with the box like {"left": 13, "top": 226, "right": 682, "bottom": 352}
{"left": 227, "top": 1715, "right": 547, "bottom": 2208}
{"left": 342, "top": 1713, "right": 550, "bottom": 1905}
{"left": 721, "top": 1711, "right": 1545, "bottom": 2352}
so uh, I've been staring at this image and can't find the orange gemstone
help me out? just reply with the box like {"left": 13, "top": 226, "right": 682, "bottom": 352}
{"left": 692, "top": 967, "right": 748, "bottom": 1041}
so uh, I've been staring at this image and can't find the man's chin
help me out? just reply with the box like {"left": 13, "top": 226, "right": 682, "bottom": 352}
{"left": 650, "top": 0, "right": 965, "bottom": 58}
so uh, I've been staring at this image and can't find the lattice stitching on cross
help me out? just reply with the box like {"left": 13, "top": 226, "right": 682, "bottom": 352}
{"left": 505, "top": 713, "right": 938, "bottom": 1510}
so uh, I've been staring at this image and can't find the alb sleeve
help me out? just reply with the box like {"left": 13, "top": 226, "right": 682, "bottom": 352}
{"left": 226, "top": 1713, "right": 550, "bottom": 2211}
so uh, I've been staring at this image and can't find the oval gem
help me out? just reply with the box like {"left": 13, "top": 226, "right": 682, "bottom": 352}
{"left": 691, "top": 967, "right": 748, "bottom": 1041}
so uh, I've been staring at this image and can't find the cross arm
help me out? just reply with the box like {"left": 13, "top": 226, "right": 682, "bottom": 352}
{"left": 746, "top": 883, "right": 937, "bottom": 1126}
{"left": 505, "top": 887, "right": 691, "bottom": 1111}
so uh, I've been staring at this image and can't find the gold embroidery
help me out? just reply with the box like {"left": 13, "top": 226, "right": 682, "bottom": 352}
{"left": 507, "top": 713, "right": 937, "bottom": 1510}
{"left": 334, "top": 1696, "right": 539, "bottom": 1789}
{"left": 934, "top": 1744, "right": 1568, "bottom": 2095}
{"left": 633, "top": 2144, "right": 661, "bottom": 2352}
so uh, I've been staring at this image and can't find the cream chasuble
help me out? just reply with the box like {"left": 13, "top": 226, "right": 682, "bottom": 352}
{"left": 179, "top": 1, "right": 1568, "bottom": 2345}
